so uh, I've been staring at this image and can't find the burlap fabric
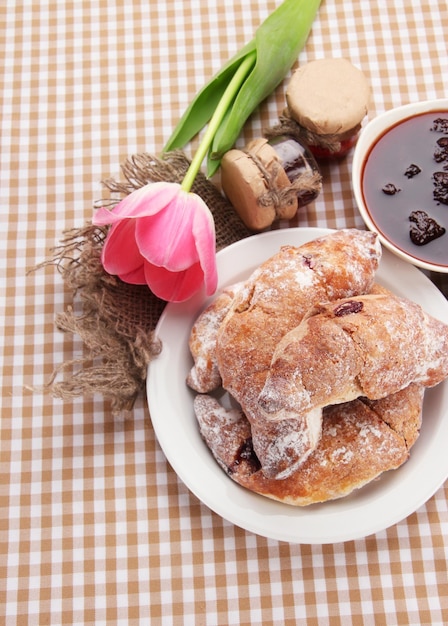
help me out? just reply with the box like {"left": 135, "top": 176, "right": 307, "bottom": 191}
{"left": 42, "top": 151, "right": 251, "bottom": 415}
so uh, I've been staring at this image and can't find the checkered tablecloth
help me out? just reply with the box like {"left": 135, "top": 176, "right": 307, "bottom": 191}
{"left": 1, "top": 1, "right": 447, "bottom": 624}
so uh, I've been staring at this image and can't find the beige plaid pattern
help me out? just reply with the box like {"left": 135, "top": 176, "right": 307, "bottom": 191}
{"left": 1, "top": 1, "right": 447, "bottom": 624}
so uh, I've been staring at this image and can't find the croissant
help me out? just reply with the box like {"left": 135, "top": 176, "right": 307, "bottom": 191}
{"left": 216, "top": 229, "right": 381, "bottom": 409}
{"left": 194, "top": 383, "right": 424, "bottom": 506}
{"left": 214, "top": 229, "right": 382, "bottom": 477}
{"left": 259, "top": 293, "right": 448, "bottom": 421}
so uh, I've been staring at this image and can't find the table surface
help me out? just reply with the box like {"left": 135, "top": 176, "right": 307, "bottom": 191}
{"left": 1, "top": 1, "right": 448, "bottom": 624}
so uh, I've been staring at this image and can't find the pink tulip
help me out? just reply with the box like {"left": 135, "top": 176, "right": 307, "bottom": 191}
{"left": 92, "top": 45, "right": 256, "bottom": 304}
{"left": 92, "top": 181, "right": 218, "bottom": 303}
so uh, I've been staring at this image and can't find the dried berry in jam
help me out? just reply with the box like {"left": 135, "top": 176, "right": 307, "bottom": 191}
{"left": 434, "top": 136, "right": 448, "bottom": 166}
{"left": 382, "top": 183, "right": 400, "bottom": 195}
{"left": 409, "top": 210, "right": 446, "bottom": 245}
{"left": 431, "top": 118, "right": 448, "bottom": 134}
{"left": 433, "top": 171, "right": 448, "bottom": 205}
{"left": 404, "top": 164, "right": 421, "bottom": 179}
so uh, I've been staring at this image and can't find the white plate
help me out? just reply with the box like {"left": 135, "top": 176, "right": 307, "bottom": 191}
{"left": 147, "top": 228, "right": 448, "bottom": 544}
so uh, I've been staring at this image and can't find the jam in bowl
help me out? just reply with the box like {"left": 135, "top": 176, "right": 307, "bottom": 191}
{"left": 352, "top": 99, "right": 448, "bottom": 273}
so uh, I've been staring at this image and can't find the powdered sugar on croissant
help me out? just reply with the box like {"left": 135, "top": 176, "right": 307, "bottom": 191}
{"left": 194, "top": 384, "right": 424, "bottom": 506}
{"left": 214, "top": 229, "right": 382, "bottom": 477}
{"left": 258, "top": 293, "right": 448, "bottom": 421}
{"left": 187, "top": 282, "right": 243, "bottom": 393}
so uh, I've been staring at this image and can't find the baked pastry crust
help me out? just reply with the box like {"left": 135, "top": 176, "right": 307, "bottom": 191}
{"left": 194, "top": 383, "right": 424, "bottom": 506}
{"left": 214, "top": 229, "right": 381, "bottom": 477}
{"left": 259, "top": 294, "right": 448, "bottom": 421}
{"left": 186, "top": 229, "right": 448, "bottom": 502}
{"left": 187, "top": 282, "right": 243, "bottom": 393}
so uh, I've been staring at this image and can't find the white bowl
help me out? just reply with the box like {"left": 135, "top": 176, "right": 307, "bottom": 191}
{"left": 352, "top": 99, "right": 448, "bottom": 273}
{"left": 148, "top": 228, "right": 448, "bottom": 544}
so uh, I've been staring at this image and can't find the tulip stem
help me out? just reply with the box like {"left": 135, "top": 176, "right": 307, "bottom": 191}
{"left": 181, "top": 50, "right": 257, "bottom": 192}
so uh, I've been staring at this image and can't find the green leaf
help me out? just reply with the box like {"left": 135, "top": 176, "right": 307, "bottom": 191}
{"left": 207, "top": 0, "right": 322, "bottom": 176}
{"left": 180, "top": 51, "right": 257, "bottom": 192}
{"left": 163, "top": 40, "right": 256, "bottom": 153}
{"left": 163, "top": 0, "right": 322, "bottom": 179}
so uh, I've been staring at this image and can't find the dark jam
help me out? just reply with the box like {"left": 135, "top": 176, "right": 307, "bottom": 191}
{"left": 361, "top": 111, "right": 448, "bottom": 267}
{"left": 268, "top": 135, "right": 321, "bottom": 206}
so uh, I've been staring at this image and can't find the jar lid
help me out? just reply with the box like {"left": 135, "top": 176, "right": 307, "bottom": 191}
{"left": 286, "top": 58, "right": 370, "bottom": 136}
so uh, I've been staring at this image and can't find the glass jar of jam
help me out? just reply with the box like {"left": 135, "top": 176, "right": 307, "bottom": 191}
{"left": 220, "top": 135, "right": 321, "bottom": 231}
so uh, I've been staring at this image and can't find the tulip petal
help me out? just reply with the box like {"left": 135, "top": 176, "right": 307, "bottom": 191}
{"left": 100, "top": 220, "right": 145, "bottom": 280}
{"left": 92, "top": 182, "right": 182, "bottom": 225}
{"left": 134, "top": 200, "right": 197, "bottom": 270}
{"left": 117, "top": 265, "right": 147, "bottom": 285}
{"left": 144, "top": 260, "right": 205, "bottom": 303}
{"left": 191, "top": 204, "right": 218, "bottom": 294}
{"left": 134, "top": 191, "right": 214, "bottom": 270}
